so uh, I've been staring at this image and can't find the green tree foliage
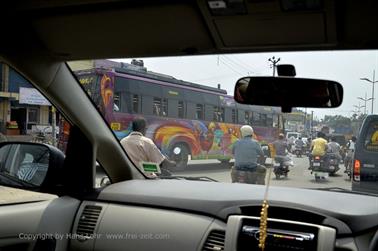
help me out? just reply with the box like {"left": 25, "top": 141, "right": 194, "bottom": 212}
{"left": 323, "top": 115, "right": 352, "bottom": 128}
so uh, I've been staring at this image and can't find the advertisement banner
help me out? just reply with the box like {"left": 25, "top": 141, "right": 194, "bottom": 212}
{"left": 19, "top": 87, "right": 51, "bottom": 106}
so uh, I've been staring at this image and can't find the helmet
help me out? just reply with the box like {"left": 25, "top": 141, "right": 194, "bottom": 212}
{"left": 240, "top": 125, "right": 254, "bottom": 138}
{"left": 317, "top": 132, "right": 325, "bottom": 138}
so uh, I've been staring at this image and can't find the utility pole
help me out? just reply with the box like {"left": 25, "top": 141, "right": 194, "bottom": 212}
{"left": 268, "top": 56, "right": 281, "bottom": 77}
{"left": 51, "top": 107, "right": 56, "bottom": 146}
{"left": 360, "top": 70, "right": 377, "bottom": 114}
{"left": 310, "top": 111, "right": 314, "bottom": 138}
{"left": 353, "top": 102, "right": 365, "bottom": 115}
{"left": 304, "top": 108, "right": 307, "bottom": 135}
{"left": 358, "top": 92, "right": 373, "bottom": 115}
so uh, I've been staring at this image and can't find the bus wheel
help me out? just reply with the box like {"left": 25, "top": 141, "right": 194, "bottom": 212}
{"left": 170, "top": 143, "right": 189, "bottom": 171}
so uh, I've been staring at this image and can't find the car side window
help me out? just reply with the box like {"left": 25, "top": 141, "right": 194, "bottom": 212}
{"left": 364, "top": 121, "right": 378, "bottom": 152}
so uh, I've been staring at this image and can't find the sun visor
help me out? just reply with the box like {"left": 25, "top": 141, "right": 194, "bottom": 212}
{"left": 199, "top": 0, "right": 337, "bottom": 50}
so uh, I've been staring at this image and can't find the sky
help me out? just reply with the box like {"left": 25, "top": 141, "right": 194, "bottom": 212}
{"left": 115, "top": 50, "right": 378, "bottom": 119}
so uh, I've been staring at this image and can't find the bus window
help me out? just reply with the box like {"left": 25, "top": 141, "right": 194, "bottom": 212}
{"left": 153, "top": 97, "right": 168, "bottom": 117}
{"left": 213, "top": 107, "right": 219, "bottom": 121}
{"left": 219, "top": 107, "right": 225, "bottom": 122}
{"left": 253, "top": 112, "right": 261, "bottom": 125}
{"left": 153, "top": 98, "right": 161, "bottom": 116}
{"left": 114, "top": 92, "right": 120, "bottom": 112}
{"left": 178, "top": 101, "right": 185, "bottom": 118}
{"left": 196, "top": 104, "right": 204, "bottom": 120}
{"left": 260, "top": 114, "right": 267, "bottom": 126}
{"left": 232, "top": 109, "right": 237, "bottom": 123}
{"left": 245, "top": 111, "right": 251, "bottom": 124}
{"left": 132, "top": 95, "right": 139, "bottom": 113}
{"left": 267, "top": 114, "right": 273, "bottom": 127}
{"left": 162, "top": 99, "right": 168, "bottom": 116}
{"left": 213, "top": 106, "right": 225, "bottom": 122}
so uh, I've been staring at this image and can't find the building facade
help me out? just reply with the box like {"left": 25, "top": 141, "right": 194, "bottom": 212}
{"left": 0, "top": 63, "right": 52, "bottom": 136}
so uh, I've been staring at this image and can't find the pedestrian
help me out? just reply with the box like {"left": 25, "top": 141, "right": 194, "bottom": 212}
{"left": 120, "top": 118, "right": 175, "bottom": 176}
{"left": 231, "top": 125, "right": 266, "bottom": 184}
{"left": 344, "top": 136, "right": 356, "bottom": 169}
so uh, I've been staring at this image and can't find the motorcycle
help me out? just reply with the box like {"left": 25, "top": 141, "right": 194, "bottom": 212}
{"left": 231, "top": 146, "right": 268, "bottom": 184}
{"left": 293, "top": 145, "right": 303, "bottom": 157}
{"left": 310, "top": 155, "right": 327, "bottom": 181}
{"left": 273, "top": 155, "right": 293, "bottom": 179}
{"left": 310, "top": 153, "right": 340, "bottom": 181}
{"left": 327, "top": 153, "right": 340, "bottom": 176}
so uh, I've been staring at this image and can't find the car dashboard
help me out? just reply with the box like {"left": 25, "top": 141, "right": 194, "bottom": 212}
{"left": 66, "top": 180, "right": 378, "bottom": 251}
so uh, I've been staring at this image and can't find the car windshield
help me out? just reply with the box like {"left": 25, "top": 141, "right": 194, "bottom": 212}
{"left": 67, "top": 50, "right": 378, "bottom": 193}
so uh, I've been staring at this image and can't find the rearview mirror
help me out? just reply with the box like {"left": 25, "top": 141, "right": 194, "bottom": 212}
{"left": 0, "top": 142, "right": 65, "bottom": 194}
{"left": 234, "top": 77, "right": 343, "bottom": 112}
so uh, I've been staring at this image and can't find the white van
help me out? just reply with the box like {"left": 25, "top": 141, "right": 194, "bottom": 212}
{"left": 286, "top": 132, "right": 301, "bottom": 140}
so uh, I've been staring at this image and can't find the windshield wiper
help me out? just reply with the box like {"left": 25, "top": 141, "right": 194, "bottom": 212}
{"left": 158, "top": 175, "right": 218, "bottom": 182}
{"left": 313, "top": 187, "right": 377, "bottom": 196}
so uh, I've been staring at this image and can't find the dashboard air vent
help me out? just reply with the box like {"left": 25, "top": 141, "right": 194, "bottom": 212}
{"left": 76, "top": 205, "right": 102, "bottom": 238}
{"left": 202, "top": 230, "right": 225, "bottom": 251}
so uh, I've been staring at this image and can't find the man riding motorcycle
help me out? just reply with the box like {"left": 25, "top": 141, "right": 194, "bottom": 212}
{"left": 325, "top": 136, "right": 342, "bottom": 175}
{"left": 231, "top": 125, "right": 266, "bottom": 184}
{"left": 272, "top": 133, "right": 292, "bottom": 178}
{"left": 294, "top": 137, "right": 305, "bottom": 157}
{"left": 327, "top": 136, "right": 342, "bottom": 160}
{"left": 309, "top": 132, "right": 329, "bottom": 170}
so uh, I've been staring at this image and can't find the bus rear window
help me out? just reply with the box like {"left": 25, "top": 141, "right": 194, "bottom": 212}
{"left": 364, "top": 121, "right": 378, "bottom": 152}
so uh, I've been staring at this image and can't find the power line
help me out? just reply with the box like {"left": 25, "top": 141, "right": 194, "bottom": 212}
{"left": 222, "top": 55, "right": 253, "bottom": 73}
{"left": 192, "top": 73, "right": 239, "bottom": 82}
{"left": 219, "top": 57, "right": 245, "bottom": 76}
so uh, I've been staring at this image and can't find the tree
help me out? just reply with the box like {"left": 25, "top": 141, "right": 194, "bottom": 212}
{"left": 323, "top": 115, "right": 352, "bottom": 129}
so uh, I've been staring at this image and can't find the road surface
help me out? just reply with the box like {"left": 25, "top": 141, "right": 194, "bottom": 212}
{"left": 174, "top": 155, "right": 352, "bottom": 190}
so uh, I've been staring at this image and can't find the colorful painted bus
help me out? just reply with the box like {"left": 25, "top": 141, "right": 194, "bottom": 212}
{"left": 74, "top": 60, "right": 281, "bottom": 170}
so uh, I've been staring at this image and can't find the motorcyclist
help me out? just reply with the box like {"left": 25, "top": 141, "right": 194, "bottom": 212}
{"left": 294, "top": 137, "right": 305, "bottom": 154}
{"left": 273, "top": 133, "right": 289, "bottom": 156}
{"left": 309, "top": 132, "right": 328, "bottom": 167}
{"left": 231, "top": 125, "right": 266, "bottom": 184}
{"left": 272, "top": 133, "right": 291, "bottom": 173}
{"left": 327, "top": 136, "right": 342, "bottom": 161}
{"left": 288, "top": 136, "right": 296, "bottom": 153}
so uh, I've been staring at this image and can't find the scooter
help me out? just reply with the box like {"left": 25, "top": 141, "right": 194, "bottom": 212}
{"left": 273, "top": 155, "right": 293, "bottom": 179}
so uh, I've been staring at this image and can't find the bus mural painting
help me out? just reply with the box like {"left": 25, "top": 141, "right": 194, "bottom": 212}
{"left": 100, "top": 73, "right": 115, "bottom": 122}
{"left": 70, "top": 59, "right": 281, "bottom": 170}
